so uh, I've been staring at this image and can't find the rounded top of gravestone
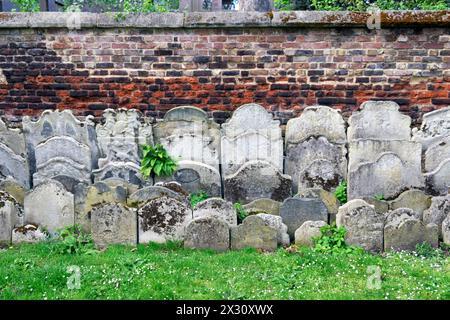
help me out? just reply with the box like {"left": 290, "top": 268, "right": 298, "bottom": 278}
{"left": 285, "top": 105, "right": 346, "bottom": 145}
{"left": 163, "top": 106, "right": 208, "bottom": 122}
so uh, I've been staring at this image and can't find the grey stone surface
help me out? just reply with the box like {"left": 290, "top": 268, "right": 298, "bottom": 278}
{"left": 389, "top": 189, "right": 431, "bottom": 219}
{"left": 155, "top": 160, "right": 221, "bottom": 197}
{"left": 384, "top": 208, "right": 427, "bottom": 251}
{"left": 348, "top": 152, "right": 424, "bottom": 200}
{"left": 256, "top": 213, "right": 290, "bottom": 246}
{"left": 412, "top": 107, "right": 450, "bottom": 151}
{"left": 24, "top": 180, "right": 74, "bottom": 233}
{"left": 93, "top": 162, "right": 143, "bottom": 187}
{"left": 238, "top": 0, "right": 273, "bottom": 11}
{"left": 347, "top": 101, "right": 411, "bottom": 141}
{"left": 280, "top": 197, "right": 328, "bottom": 240}
{"left": 296, "top": 188, "right": 340, "bottom": 222}
{"left": 193, "top": 198, "right": 237, "bottom": 227}
{"left": 0, "top": 191, "right": 22, "bottom": 244}
{"left": 138, "top": 196, "right": 192, "bottom": 243}
{"left": 243, "top": 198, "right": 281, "bottom": 216}
{"left": 443, "top": 215, "right": 450, "bottom": 245}
{"left": 285, "top": 137, "right": 347, "bottom": 192}
{"left": 363, "top": 197, "right": 390, "bottom": 214}
{"left": 230, "top": 215, "right": 278, "bottom": 252}
{"left": 90, "top": 203, "right": 137, "bottom": 248}
{"left": 425, "top": 159, "right": 450, "bottom": 196}
{"left": 74, "top": 181, "right": 129, "bottom": 233}
{"left": 336, "top": 199, "right": 384, "bottom": 252}
{"left": 424, "top": 136, "right": 450, "bottom": 172}
{"left": 128, "top": 185, "right": 188, "bottom": 207}
{"left": 423, "top": 195, "right": 450, "bottom": 238}
{"left": 221, "top": 103, "right": 282, "bottom": 176}
{"left": 224, "top": 160, "right": 292, "bottom": 204}
{"left": 184, "top": 217, "right": 230, "bottom": 252}
{"left": 425, "top": 223, "right": 439, "bottom": 248}
{"left": 0, "top": 179, "right": 26, "bottom": 205}
{"left": 294, "top": 220, "right": 327, "bottom": 247}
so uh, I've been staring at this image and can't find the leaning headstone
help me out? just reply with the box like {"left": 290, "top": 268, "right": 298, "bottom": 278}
{"left": 90, "top": 203, "right": 137, "bottom": 248}
{"left": 425, "top": 159, "right": 450, "bottom": 196}
{"left": 230, "top": 215, "right": 278, "bottom": 252}
{"left": 256, "top": 213, "right": 290, "bottom": 246}
{"left": 389, "top": 189, "right": 431, "bottom": 220}
{"left": 74, "top": 181, "right": 129, "bottom": 233}
{"left": 243, "top": 198, "right": 281, "bottom": 216}
{"left": 221, "top": 103, "right": 283, "bottom": 175}
{"left": 12, "top": 224, "right": 47, "bottom": 243}
{"left": 442, "top": 215, "right": 450, "bottom": 245}
{"left": 193, "top": 198, "right": 237, "bottom": 227}
{"left": 184, "top": 217, "right": 230, "bottom": 252}
{"left": 423, "top": 195, "right": 450, "bottom": 238}
{"left": 384, "top": 208, "right": 427, "bottom": 252}
{"left": 296, "top": 188, "right": 340, "bottom": 222}
{"left": 347, "top": 101, "right": 411, "bottom": 141}
{"left": 363, "top": 197, "right": 390, "bottom": 214}
{"left": 412, "top": 106, "right": 450, "bottom": 150}
{"left": 280, "top": 197, "right": 328, "bottom": 240}
{"left": 155, "top": 160, "right": 221, "bottom": 197}
{"left": 224, "top": 160, "right": 292, "bottom": 204}
{"left": 336, "top": 199, "right": 384, "bottom": 252}
{"left": 348, "top": 152, "right": 424, "bottom": 200}
{"left": 294, "top": 220, "right": 327, "bottom": 247}
{"left": 138, "top": 196, "right": 192, "bottom": 243}
{"left": 0, "top": 118, "right": 30, "bottom": 189}
{"left": 0, "top": 191, "right": 22, "bottom": 245}
{"left": 24, "top": 180, "right": 74, "bottom": 233}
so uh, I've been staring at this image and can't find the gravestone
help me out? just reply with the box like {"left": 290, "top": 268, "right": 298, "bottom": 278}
{"left": 425, "top": 159, "right": 450, "bottom": 196}
{"left": 90, "top": 203, "right": 137, "bottom": 248}
{"left": 412, "top": 107, "right": 450, "bottom": 150}
{"left": 0, "top": 118, "right": 30, "bottom": 189}
{"left": 423, "top": 195, "right": 450, "bottom": 238}
{"left": 224, "top": 160, "right": 292, "bottom": 204}
{"left": 243, "top": 198, "right": 281, "bottom": 216}
{"left": 230, "top": 215, "right": 277, "bottom": 252}
{"left": 256, "top": 213, "right": 290, "bottom": 246}
{"left": 0, "top": 191, "right": 22, "bottom": 245}
{"left": 12, "top": 224, "right": 47, "bottom": 243}
{"left": 294, "top": 220, "right": 327, "bottom": 247}
{"left": 296, "top": 188, "right": 339, "bottom": 223}
{"left": 184, "top": 217, "right": 230, "bottom": 252}
{"left": 336, "top": 199, "right": 384, "bottom": 252}
{"left": 443, "top": 215, "right": 450, "bottom": 245}
{"left": 424, "top": 136, "right": 450, "bottom": 172}
{"left": 347, "top": 101, "right": 411, "bottom": 141}
{"left": 0, "top": 179, "right": 26, "bottom": 205}
{"left": 24, "top": 180, "right": 74, "bottom": 233}
{"left": 389, "top": 189, "right": 431, "bottom": 220}
{"left": 138, "top": 196, "right": 192, "bottom": 243}
{"left": 280, "top": 197, "right": 328, "bottom": 240}
{"left": 128, "top": 185, "right": 188, "bottom": 207}
{"left": 193, "top": 198, "right": 237, "bottom": 226}
{"left": 221, "top": 103, "right": 282, "bottom": 175}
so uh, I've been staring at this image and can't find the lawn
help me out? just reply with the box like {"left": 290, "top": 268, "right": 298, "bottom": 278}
{"left": 0, "top": 242, "right": 448, "bottom": 300}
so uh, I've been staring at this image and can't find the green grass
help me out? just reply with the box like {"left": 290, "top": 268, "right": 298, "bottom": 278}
{"left": 0, "top": 242, "right": 448, "bottom": 300}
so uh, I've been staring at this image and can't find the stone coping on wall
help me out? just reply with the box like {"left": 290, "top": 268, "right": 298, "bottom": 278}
{"left": 0, "top": 11, "right": 448, "bottom": 29}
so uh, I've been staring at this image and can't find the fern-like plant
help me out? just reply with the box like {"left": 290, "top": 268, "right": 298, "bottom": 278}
{"left": 140, "top": 144, "right": 177, "bottom": 179}
{"left": 334, "top": 180, "right": 347, "bottom": 205}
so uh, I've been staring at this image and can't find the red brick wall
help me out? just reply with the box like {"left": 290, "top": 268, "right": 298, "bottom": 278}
{"left": 0, "top": 26, "right": 449, "bottom": 125}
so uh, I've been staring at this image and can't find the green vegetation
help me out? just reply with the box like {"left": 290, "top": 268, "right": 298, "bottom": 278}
{"left": 234, "top": 202, "right": 248, "bottom": 224}
{"left": 373, "top": 194, "right": 385, "bottom": 201}
{"left": 313, "top": 223, "right": 363, "bottom": 255}
{"left": 10, "top": 0, "right": 40, "bottom": 12}
{"left": 54, "top": 225, "right": 97, "bottom": 255}
{"left": 334, "top": 180, "right": 347, "bottom": 205}
{"left": 0, "top": 241, "right": 448, "bottom": 299}
{"left": 140, "top": 144, "right": 177, "bottom": 179}
{"left": 275, "top": 0, "right": 449, "bottom": 10}
{"left": 189, "top": 191, "right": 210, "bottom": 207}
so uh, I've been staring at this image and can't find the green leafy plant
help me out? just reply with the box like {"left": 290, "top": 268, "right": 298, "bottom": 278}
{"left": 54, "top": 225, "right": 95, "bottom": 255}
{"left": 140, "top": 144, "right": 177, "bottom": 179}
{"left": 415, "top": 242, "right": 443, "bottom": 258}
{"left": 234, "top": 203, "right": 248, "bottom": 224}
{"left": 373, "top": 194, "right": 385, "bottom": 201}
{"left": 189, "top": 191, "right": 209, "bottom": 207}
{"left": 11, "top": 0, "right": 40, "bottom": 12}
{"left": 334, "top": 181, "right": 347, "bottom": 205}
{"left": 313, "top": 223, "right": 362, "bottom": 255}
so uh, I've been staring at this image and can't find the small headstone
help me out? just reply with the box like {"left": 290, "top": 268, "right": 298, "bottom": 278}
{"left": 230, "top": 215, "right": 278, "bottom": 252}
{"left": 243, "top": 198, "right": 281, "bottom": 216}
{"left": 128, "top": 185, "right": 188, "bottom": 207}
{"left": 296, "top": 188, "right": 339, "bottom": 223}
{"left": 90, "top": 203, "right": 137, "bottom": 248}
{"left": 294, "top": 220, "right": 327, "bottom": 247}
{"left": 336, "top": 199, "right": 384, "bottom": 252}
{"left": 423, "top": 195, "right": 450, "bottom": 238}
{"left": 24, "top": 180, "right": 74, "bottom": 233}
{"left": 256, "top": 213, "right": 290, "bottom": 246}
{"left": 389, "top": 189, "right": 431, "bottom": 219}
{"left": 425, "top": 159, "right": 450, "bottom": 196}
{"left": 184, "top": 217, "right": 230, "bottom": 252}
{"left": 412, "top": 107, "right": 450, "bottom": 150}
{"left": 224, "top": 160, "right": 292, "bottom": 204}
{"left": 280, "top": 197, "right": 328, "bottom": 240}
{"left": 363, "top": 197, "right": 390, "bottom": 214}
{"left": 138, "top": 196, "right": 192, "bottom": 243}
{"left": 193, "top": 198, "right": 237, "bottom": 227}
{"left": 0, "top": 191, "right": 22, "bottom": 245}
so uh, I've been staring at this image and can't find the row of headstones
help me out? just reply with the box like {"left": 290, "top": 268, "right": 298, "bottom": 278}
{"left": 1, "top": 177, "right": 449, "bottom": 252}
{"left": 1, "top": 101, "right": 450, "bottom": 206}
